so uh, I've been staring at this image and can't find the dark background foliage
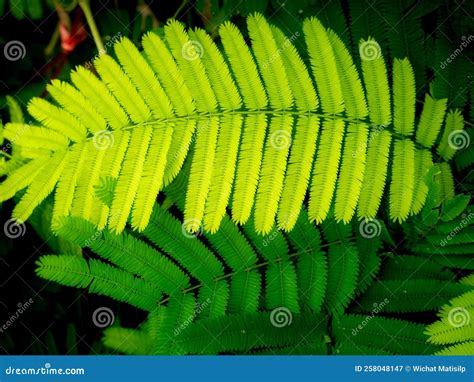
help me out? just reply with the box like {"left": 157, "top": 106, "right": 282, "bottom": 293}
{"left": 0, "top": 0, "right": 472, "bottom": 354}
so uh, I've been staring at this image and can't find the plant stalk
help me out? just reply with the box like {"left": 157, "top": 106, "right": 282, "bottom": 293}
{"left": 78, "top": 0, "right": 105, "bottom": 53}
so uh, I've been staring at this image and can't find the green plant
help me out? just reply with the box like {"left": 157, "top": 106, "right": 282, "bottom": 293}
{"left": 31, "top": 163, "right": 473, "bottom": 354}
{"left": 1, "top": 11, "right": 472, "bottom": 356}
{"left": 0, "top": 0, "right": 77, "bottom": 20}
{"left": 425, "top": 274, "right": 474, "bottom": 355}
{"left": 1, "top": 0, "right": 50, "bottom": 20}
{"left": 0, "top": 14, "right": 466, "bottom": 237}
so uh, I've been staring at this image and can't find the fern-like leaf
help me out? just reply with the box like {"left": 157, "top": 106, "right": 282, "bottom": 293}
{"left": 36, "top": 255, "right": 162, "bottom": 311}
{"left": 392, "top": 58, "right": 415, "bottom": 136}
{"left": 389, "top": 139, "right": 415, "bottom": 223}
{"left": 303, "top": 17, "right": 344, "bottom": 115}
{"left": 0, "top": 13, "right": 462, "bottom": 234}
{"left": 415, "top": 94, "right": 448, "bottom": 148}
{"left": 308, "top": 119, "right": 345, "bottom": 224}
{"left": 360, "top": 38, "right": 391, "bottom": 126}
